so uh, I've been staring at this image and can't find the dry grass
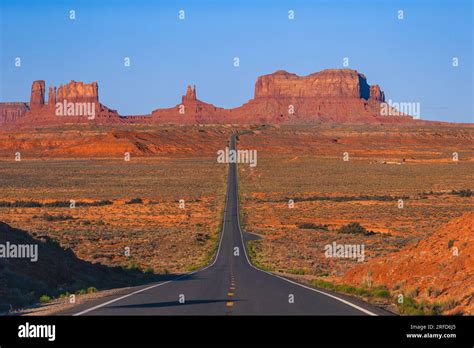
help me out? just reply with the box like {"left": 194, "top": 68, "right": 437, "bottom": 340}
{"left": 237, "top": 125, "right": 474, "bottom": 276}
{"left": 0, "top": 131, "right": 229, "bottom": 274}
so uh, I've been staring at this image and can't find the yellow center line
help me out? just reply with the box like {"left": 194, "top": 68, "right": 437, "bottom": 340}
{"left": 226, "top": 301, "right": 234, "bottom": 307}
{"left": 227, "top": 292, "right": 234, "bottom": 296}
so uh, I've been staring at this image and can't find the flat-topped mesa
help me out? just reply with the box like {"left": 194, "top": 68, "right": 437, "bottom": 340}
{"left": 254, "top": 69, "right": 383, "bottom": 101}
{"left": 56, "top": 80, "right": 99, "bottom": 104}
{"left": 10, "top": 80, "right": 123, "bottom": 126}
{"left": 1, "top": 69, "right": 416, "bottom": 127}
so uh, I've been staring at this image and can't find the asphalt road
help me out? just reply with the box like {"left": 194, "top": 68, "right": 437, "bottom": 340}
{"left": 63, "top": 134, "right": 388, "bottom": 316}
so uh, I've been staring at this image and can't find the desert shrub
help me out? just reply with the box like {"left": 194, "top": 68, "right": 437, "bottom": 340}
{"left": 407, "top": 287, "right": 419, "bottom": 298}
{"left": 125, "top": 198, "right": 143, "bottom": 204}
{"left": 75, "top": 200, "right": 113, "bottom": 207}
{"left": 297, "top": 223, "right": 329, "bottom": 230}
{"left": 396, "top": 296, "right": 424, "bottom": 315}
{"left": 125, "top": 262, "right": 141, "bottom": 271}
{"left": 392, "top": 281, "right": 405, "bottom": 291}
{"left": 86, "top": 287, "right": 98, "bottom": 294}
{"left": 447, "top": 239, "right": 455, "bottom": 249}
{"left": 0, "top": 200, "right": 43, "bottom": 207}
{"left": 42, "top": 213, "right": 74, "bottom": 222}
{"left": 286, "top": 269, "right": 306, "bottom": 275}
{"left": 337, "top": 222, "right": 375, "bottom": 236}
{"left": 373, "top": 289, "right": 390, "bottom": 298}
{"left": 0, "top": 200, "right": 114, "bottom": 208}
{"left": 195, "top": 233, "right": 210, "bottom": 244}
{"left": 39, "top": 295, "right": 51, "bottom": 303}
{"left": 59, "top": 292, "right": 70, "bottom": 299}
{"left": 44, "top": 201, "right": 71, "bottom": 207}
{"left": 311, "top": 279, "right": 390, "bottom": 299}
{"left": 312, "top": 279, "right": 335, "bottom": 290}
{"left": 288, "top": 195, "right": 406, "bottom": 203}
{"left": 246, "top": 240, "right": 273, "bottom": 271}
{"left": 439, "top": 298, "right": 458, "bottom": 312}
{"left": 452, "top": 189, "right": 472, "bottom": 197}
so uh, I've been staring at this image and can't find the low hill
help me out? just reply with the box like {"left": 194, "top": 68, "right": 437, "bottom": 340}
{"left": 342, "top": 212, "right": 474, "bottom": 314}
{"left": 0, "top": 222, "right": 162, "bottom": 313}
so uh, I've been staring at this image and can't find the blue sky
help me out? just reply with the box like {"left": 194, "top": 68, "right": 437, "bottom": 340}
{"left": 1, "top": 0, "right": 472, "bottom": 122}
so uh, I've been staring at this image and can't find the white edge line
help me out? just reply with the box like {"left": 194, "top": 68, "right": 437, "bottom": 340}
{"left": 233, "top": 135, "right": 378, "bottom": 317}
{"left": 73, "top": 167, "right": 231, "bottom": 316}
{"left": 75, "top": 134, "right": 378, "bottom": 316}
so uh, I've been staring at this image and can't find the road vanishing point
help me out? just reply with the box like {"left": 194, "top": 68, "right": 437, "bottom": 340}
{"left": 63, "top": 134, "right": 388, "bottom": 316}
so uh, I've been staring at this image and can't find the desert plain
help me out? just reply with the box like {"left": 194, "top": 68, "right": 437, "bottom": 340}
{"left": 0, "top": 122, "right": 472, "bottom": 315}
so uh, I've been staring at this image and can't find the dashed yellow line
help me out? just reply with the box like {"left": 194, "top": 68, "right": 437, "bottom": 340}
{"left": 227, "top": 275, "right": 236, "bottom": 308}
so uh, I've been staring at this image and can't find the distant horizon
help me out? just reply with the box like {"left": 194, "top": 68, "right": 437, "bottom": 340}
{"left": 1, "top": 0, "right": 472, "bottom": 123}
{"left": 2, "top": 67, "right": 473, "bottom": 125}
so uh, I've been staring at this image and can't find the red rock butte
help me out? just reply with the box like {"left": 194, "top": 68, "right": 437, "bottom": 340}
{"left": 0, "top": 69, "right": 417, "bottom": 127}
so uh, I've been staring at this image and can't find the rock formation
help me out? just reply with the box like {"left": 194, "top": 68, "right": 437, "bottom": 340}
{"left": 370, "top": 85, "right": 385, "bottom": 102}
{"left": 5, "top": 80, "right": 123, "bottom": 126}
{"left": 56, "top": 80, "right": 99, "bottom": 104}
{"left": 0, "top": 103, "right": 29, "bottom": 124}
{"left": 182, "top": 85, "right": 197, "bottom": 103}
{"left": 0, "top": 69, "right": 418, "bottom": 128}
{"left": 152, "top": 69, "right": 414, "bottom": 125}
{"left": 254, "top": 69, "right": 372, "bottom": 100}
{"left": 29, "top": 80, "right": 45, "bottom": 109}
{"left": 48, "top": 86, "right": 57, "bottom": 110}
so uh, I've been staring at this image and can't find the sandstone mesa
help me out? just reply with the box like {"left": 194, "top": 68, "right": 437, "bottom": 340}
{"left": 1, "top": 69, "right": 418, "bottom": 127}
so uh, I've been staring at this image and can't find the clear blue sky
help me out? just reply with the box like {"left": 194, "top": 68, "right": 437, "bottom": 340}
{"left": 1, "top": 0, "right": 472, "bottom": 122}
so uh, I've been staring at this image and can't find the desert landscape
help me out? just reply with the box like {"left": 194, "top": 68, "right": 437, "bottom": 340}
{"left": 0, "top": 125, "right": 232, "bottom": 311}
{"left": 237, "top": 124, "right": 473, "bottom": 314}
{"left": 1, "top": 2, "right": 473, "bottom": 347}
{"left": 0, "top": 67, "right": 472, "bottom": 316}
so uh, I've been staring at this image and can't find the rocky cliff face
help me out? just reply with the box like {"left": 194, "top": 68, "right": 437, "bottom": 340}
{"left": 1, "top": 69, "right": 416, "bottom": 128}
{"left": 254, "top": 69, "right": 377, "bottom": 100}
{"left": 239, "top": 69, "right": 400, "bottom": 124}
{"left": 182, "top": 85, "right": 197, "bottom": 103}
{"left": 29, "top": 80, "right": 45, "bottom": 109}
{"left": 56, "top": 80, "right": 99, "bottom": 104}
{"left": 7, "top": 80, "right": 122, "bottom": 127}
{"left": 0, "top": 103, "right": 29, "bottom": 124}
{"left": 150, "top": 69, "right": 405, "bottom": 125}
{"left": 370, "top": 85, "right": 385, "bottom": 102}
